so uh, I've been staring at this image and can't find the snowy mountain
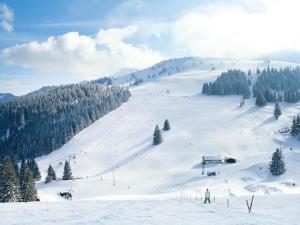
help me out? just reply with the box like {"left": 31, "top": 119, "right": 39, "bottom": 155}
{"left": 33, "top": 57, "right": 300, "bottom": 202}
{"left": 0, "top": 93, "right": 16, "bottom": 103}
{"left": 112, "top": 68, "right": 138, "bottom": 77}
{"left": 26, "top": 86, "right": 58, "bottom": 96}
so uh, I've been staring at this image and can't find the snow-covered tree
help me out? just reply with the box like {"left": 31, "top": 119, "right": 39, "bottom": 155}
{"left": 163, "top": 119, "right": 170, "bottom": 131}
{"left": 0, "top": 156, "right": 22, "bottom": 202}
{"left": 19, "top": 161, "right": 38, "bottom": 202}
{"left": 274, "top": 102, "right": 282, "bottom": 120}
{"left": 269, "top": 149, "right": 286, "bottom": 176}
{"left": 45, "top": 165, "right": 56, "bottom": 183}
{"left": 63, "top": 161, "right": 72, "bottom": 180}
{"left": 153, "top": 125, "right": 163, "bottom": 145}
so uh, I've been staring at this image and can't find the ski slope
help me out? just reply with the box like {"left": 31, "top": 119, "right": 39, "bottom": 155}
{"left": 35, "top": 58, "right": 300, "bottom": 201}
{"left": 1, "top": 194, "right": 299, "bottom": 225}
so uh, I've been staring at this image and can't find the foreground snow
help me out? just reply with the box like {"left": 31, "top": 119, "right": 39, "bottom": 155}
{"left": 1, "top": 194, "right": 299, "bottom": 225}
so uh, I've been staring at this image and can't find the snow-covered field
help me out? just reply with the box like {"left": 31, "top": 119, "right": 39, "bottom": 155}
{"left": 1, "top": 194, "right": 299, "bottom": 225}
{"left": 3, "top": 58, "right": 300, "bottom": 224}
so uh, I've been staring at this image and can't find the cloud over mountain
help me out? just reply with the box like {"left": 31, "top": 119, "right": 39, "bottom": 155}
{"left": 1, "top": 26, "right": 163, "bottom": 79}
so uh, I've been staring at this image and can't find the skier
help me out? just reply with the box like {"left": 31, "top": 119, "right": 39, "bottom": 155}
{"left": 204, "top": 188, "right": 211, "bottom": 204}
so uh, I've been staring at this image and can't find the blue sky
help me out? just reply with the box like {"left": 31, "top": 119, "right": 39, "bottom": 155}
{"left": 1, "top": 0, "right": 300, "bottom": 95}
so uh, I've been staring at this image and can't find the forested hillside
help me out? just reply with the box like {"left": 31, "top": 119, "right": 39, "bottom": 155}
{"left": 202, "top": 69, "right": 250, "bottom": 98}
{"left": 0, "top": 83, "right": 130, "bottom": 161}
{"left": 253, "top": 66, "right": 300, "bottom": 103}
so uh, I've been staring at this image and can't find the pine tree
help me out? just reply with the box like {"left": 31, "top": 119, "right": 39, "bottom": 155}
{"left": 255, "top": 92, "right": 267, "bottom": 107}
{"left": 269, "top": 149, "right": 286, "bottom": 176}
{"left": 63, "top": 161, "right": 72, "bottom": 180}
{"left": 45, "top": 165, "right": 56, "bottom": 183}
{"left": 0, "top": 156, "right": 22, "bottom": 202}
{"left": 153, "top": 125, "right": 163, "bottom": 145}
{"left": 274, "top": 102, "right": 282, "bottom": 120}
{"left": 291, "top": 117, "right": 298, "bottom": 136}
{"left": 256, "top": 67, "right": 261, "bottom": 74}
{"left": 19, "top": 161, "right": 38, "bottom": 202}
{"left": 29, "top": 159, "right": 41, "bottom": 181}
{"left": 12, "top": 159, "right": 19, "bottom": 179}
{"left": 163, "top": 119, "right": 170, "bottom": 131}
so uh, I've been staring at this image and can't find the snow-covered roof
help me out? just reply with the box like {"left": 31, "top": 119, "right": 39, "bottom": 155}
{"left": 202, "top": 155, "right": 222, "bottom": 161}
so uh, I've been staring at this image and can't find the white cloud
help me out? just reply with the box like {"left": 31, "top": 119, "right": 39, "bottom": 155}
{"left": 171, "top": 0, "right": 300, "bottom": 58}
{"left": 1, "top": 26, "right": 163, "bottom": 79}
{"left": 0, "top": 3, "right": 13, "bottom": 33}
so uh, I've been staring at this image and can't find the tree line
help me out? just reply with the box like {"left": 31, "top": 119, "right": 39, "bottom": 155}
{"left": 0, "top": 155, "right": 74, "bottom": 202}
{"left": 0, "top": 83, "right": 130, "bottom": 161}
{"left": 0, "top": 156, "right": 39, "bottom": 202}
{"left": 254, "top": 66, "right": 300, "bottom": 105}
{"left": 202, "top": 69, "right": 251, "bottom": 98}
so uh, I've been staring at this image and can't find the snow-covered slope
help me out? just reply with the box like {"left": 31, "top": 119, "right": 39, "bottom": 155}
{"left": 2, "top": 194, "right": 299, "bottom": 225}
{"left": 36, "top": 58, "right": 300, "bottom": 201}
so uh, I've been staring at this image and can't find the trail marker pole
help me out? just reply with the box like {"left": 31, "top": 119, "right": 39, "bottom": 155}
{"left": 246, "top": 195, "right": 254, "bottom": 213}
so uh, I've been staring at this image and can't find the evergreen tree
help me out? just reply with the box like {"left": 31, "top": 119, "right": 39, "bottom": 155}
{"left": 153, "top": 125, "right": 163, "bottom": 145}
{"left": 290, "top": 115, "right": 300, "bottom": 136}
{"left": 45, "top": 165, "right": 56, "bottom": 183}
{"left": 202, "top": 83, "right": 209, "bottom": 95}
{"left": 0, "top": 156, "right": 22, "bottom": 202}
{"left": 274, "top": 102, "right": 282, "bottom": 120}
{"left": 62, "top": 161, "right": 72, "bottom": 180}
{"left": 269, "top": 149, "right": 286, "bottom": 176}
{"left": 255, "top": 92, "right": 267, "bottom": 106}
{"left": 291, "top": 117, "right": 298, "bottom": 136}
{"left": 248, "top": 69, "right": 251, "bottom": 76}
{"left": 163, "top": 119, "right": 170, "bottom": 131}
{"left": 19, "top": 161, "right": 38, "bottom": 202}
{"left": 256, "top": 67, "right": 261, "bottom": 74}
{"left": 28, "top": 159, "right": 41, "bottom": 181}
{"left": 12, "top": 159, "right": 19, "bottom": 179}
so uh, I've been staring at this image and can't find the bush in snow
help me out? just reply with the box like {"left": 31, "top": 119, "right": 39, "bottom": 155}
{"left": 269, "top": 149, "right": 286, "bottom": 176}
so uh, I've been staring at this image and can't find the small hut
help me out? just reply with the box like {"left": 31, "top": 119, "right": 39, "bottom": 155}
{"left": 202, "top": 155, "right": 223, "bottom": 164}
